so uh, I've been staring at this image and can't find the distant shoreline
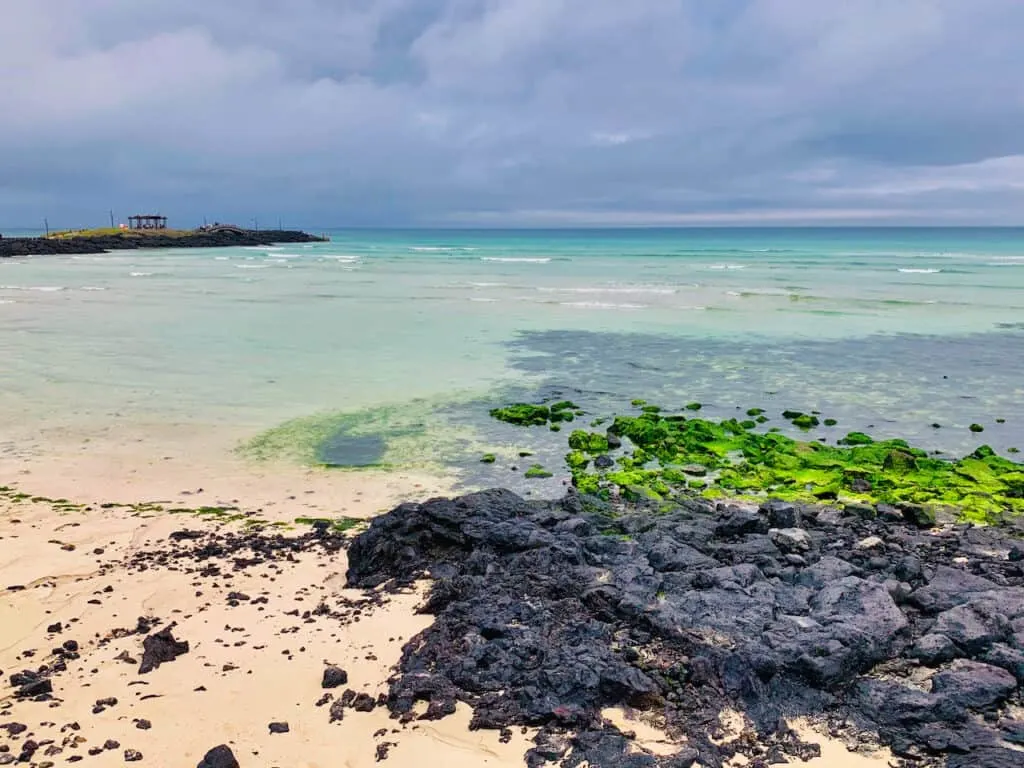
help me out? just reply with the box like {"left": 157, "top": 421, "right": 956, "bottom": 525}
{"left": 0, "top": 228, "right": 326, "bottom": 257}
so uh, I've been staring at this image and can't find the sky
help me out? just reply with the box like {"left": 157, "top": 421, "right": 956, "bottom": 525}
{"left": 3, "top": 0, "right": 1024, "bottom": 229}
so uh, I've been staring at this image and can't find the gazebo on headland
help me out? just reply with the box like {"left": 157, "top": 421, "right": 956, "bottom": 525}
{"left": 128, "top": 214, "right": 167, "bottom": 230}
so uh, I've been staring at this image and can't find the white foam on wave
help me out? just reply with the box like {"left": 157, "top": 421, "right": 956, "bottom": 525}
{"left": 0, "top": 299, "right": 14, "bottom": 305}
{"left": 897, "top": 268, "right": 942, "bottom": 274}
{"left": 709, "top": 264, "right": 746, "bottom": 270}
{"left": 482, "top": 257, "right": 551, "bottom": 263}
{"left": 214, "top": 256, "right": 229, "bottom": 261}
{"left": 1, "top": 285, "right": 67, "bottom": 292}
{"left": 469, "top": 297, "right": 498, "bottom": 303}
{"left": 468, "top": 281, "right": 507, "bottom": 287}
{"left": 560, "top": 301, "right": 647, "bottom": 310}
{"left": 410, "top": 246, "right": 477, "bottom": 252}
{"left": 80, "top": 286, "right": 106, "bottom": 291}
{"left": 129, "top": 272, "right": 152, "bottom": 277}
{"left": 538, "top": 286, "right": 677, "bottom": 295}
{"left": 333, "top": 256, "right": 360, "bottom": 263}
{"left": 235, "top": 264, "right": 270, "bottom": 269}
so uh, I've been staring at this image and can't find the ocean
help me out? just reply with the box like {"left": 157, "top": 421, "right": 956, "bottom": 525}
{"left": 2, "top": 227, "right": 1023, "bottom": 493}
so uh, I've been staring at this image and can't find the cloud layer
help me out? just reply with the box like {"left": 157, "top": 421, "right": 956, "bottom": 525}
{"left": 3, "top": 0, "right": 1024, "bottom": 227}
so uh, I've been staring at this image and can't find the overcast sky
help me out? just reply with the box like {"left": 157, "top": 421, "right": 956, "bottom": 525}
{"left": 3, "top": 0, "right": 1024, "bottom": 228}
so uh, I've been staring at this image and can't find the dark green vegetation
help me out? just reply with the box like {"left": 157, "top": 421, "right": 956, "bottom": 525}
{"left": 489, "top": 400, "right": 583, "bottom": 427}
{"left": 489, "top": 403, "right": 1024, "bottom": 523}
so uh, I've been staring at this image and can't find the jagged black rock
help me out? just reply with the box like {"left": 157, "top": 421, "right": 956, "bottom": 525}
{"left": 347, "top": 489, "right": 1024, "bottom": 768}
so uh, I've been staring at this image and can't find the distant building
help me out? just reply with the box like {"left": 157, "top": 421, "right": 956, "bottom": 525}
{"left": 128, "top": 214, "right": 167, "bottom": 230}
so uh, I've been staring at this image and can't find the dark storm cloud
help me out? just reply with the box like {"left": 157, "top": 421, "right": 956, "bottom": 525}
{"left": 3, "top": 0, "right": 1024, "bottom": 227}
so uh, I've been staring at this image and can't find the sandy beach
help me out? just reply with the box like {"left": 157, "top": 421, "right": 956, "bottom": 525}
{"left": 0, "top": 481, "right": 535, "bottom": 767}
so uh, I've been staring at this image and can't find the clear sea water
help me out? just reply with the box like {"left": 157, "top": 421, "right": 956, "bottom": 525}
{"left": 2, "top": 227, "right": 1023, "bottom": 487}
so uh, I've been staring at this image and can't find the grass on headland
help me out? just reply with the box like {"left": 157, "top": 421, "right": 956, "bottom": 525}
{"left": 490, "top": 403, "right": 1024, "bottom": 524}
{"left": 44, "top": 228, "right": 198, "bottom": 240}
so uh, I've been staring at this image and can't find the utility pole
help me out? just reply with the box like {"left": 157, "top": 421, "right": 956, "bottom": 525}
{"left": 109, "top": 210, "right": 115, "bottom": 228}
{"left": 44, "top": 217, "right": 49, "bottom": 236}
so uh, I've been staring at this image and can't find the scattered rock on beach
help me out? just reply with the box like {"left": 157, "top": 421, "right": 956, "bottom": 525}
{"left": 197, "top": 745, "right": 240, "bottom": 768}
{"left": 321, "top": 666, "right": 348, "bottom": 689}
{"left": 138, "top": 624, "right": 189, "bottom": 674}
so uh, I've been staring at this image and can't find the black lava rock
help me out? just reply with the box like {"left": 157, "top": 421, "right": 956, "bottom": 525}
{"left": 346, "top": 489, "right": 1024, "bottom": 767}
{"left": 196, "top": 745, "right": 239, "bottom": 768}
{"left": 321, "top": 666, "right": 348, "bottom": 689}
{"left": 138, "top": 624, "right": 189, "bottom": 674}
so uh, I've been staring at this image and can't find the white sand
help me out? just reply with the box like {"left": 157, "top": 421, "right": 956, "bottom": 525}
{"left": 0, "top": 495, "right": 531, "bottom": 766}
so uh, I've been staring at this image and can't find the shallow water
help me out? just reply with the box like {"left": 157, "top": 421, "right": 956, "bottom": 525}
{"left": 2, "top": 227, "right": 1023, "bottom": 486}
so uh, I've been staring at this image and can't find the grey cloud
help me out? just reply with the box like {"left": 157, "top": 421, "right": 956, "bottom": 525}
{"left": 3, "top": 0, "right": 1024, "bottom": 228}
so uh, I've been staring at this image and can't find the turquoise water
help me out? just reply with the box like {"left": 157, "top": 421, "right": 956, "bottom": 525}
{"left": 2, "top": 227, "right": 1023, "bottom": 480}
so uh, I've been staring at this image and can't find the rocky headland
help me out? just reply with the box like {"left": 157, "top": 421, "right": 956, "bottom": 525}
{"left": 0, "top": 229, "right": 325, "bottom": 257}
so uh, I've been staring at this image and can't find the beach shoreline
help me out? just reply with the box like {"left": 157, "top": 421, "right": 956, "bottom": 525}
{"left": 2, "top": 465, "right": 911, "bottom": 768}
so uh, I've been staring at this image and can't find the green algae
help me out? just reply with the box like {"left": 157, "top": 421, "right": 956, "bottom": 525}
{"left": 481, "top": 453, "right": 497, "bottom": 464}
{"left": 490, "top": 404, "right": 551, "bottom": 426}
{"left": 490, "top": 400, "right": 581, "bottom": 428}
{"left": 294, "top": 516, "right": 365, "bottom": 533}
{"left": 525, "top": 464, "right": 554, "bottom": 479}
{"left": 488, "top": 402, "right": 1024, "bottom": 524}
{"left": 970, "top": 423, "right": 985, "bottom": 433}
{"left": 567, "top": 430, "right": 609, "bottom": 454}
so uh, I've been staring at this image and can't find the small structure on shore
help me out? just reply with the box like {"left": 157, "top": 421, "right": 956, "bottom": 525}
{"left": 196, "top": 223, "right": 247, "bottom": 235}
{"left": 128, "top": 214, "right": 167, "bottom": 230}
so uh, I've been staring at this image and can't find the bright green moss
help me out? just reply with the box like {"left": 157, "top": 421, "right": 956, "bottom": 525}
{"left": 970, "top": 423, "right": 985, "bottom": 433}
{"left": 685, "top": 402, "right": 703, "bottom": 411}
{"left": 549, "top": 404, "right": 1023, "bottom": 523}
{"left": 490, "top": 404, "right": 550, "bottom": 426}
{"left": 525, "top": 464, "right": 554, "bottom": 479}
{"left": 480, "top": 453, "right": 497, "bottom": 464}
{"left": 567, "top": 430, "right": 610, "bottom": 454}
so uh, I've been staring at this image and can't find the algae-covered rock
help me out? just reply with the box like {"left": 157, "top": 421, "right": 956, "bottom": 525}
{"left": 791, "top": 414, "right": 819, "bottom": 429}
{"left": 490, "top": 404, "right": 550, "bottom": 426}
{"left": 553, "top": 402, "right": 1024, "bottom": 524}
{"left": 970, "top": 423, "right": 985, "bottom": 433}
{"left": 567, "top": 430, "right": 610, "bottom": 454}
{"left": 480, "top": 453, "right": 497, "bottom": 464}
{"left": 525, "top": 464, "right": 554, "bottom": 479}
